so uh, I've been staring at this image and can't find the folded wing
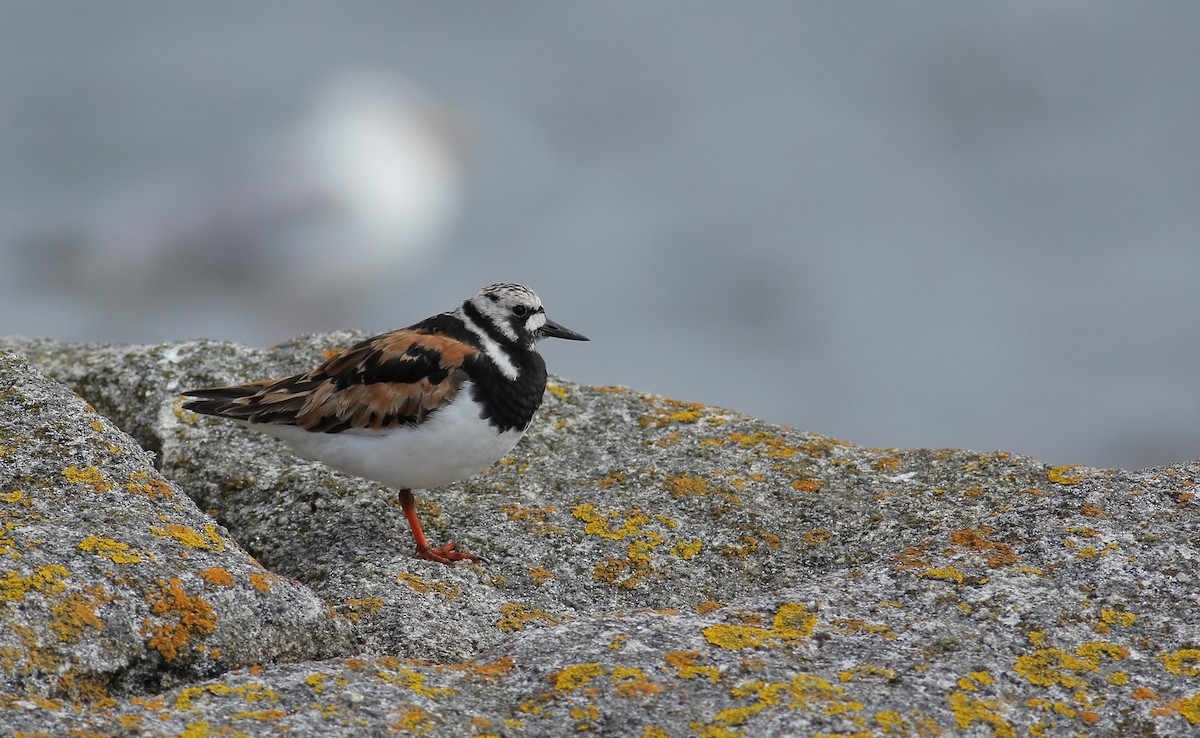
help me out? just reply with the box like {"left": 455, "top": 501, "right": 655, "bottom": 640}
{"left": 182, "top": 330, "right": 477, "bottom": 433}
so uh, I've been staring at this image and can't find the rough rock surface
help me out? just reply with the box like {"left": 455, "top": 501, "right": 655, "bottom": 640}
{"left": 0, "top": 348, "right": 345, "bottom": 702}
{"left": 1, "top": 334, "right": 1198, "bottom": 737}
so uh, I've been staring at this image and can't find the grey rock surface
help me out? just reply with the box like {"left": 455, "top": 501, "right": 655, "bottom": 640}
{"left": 1, "top": 335, "right": 1199, "bottom": 736}
{"left": 0, "top": 348, "right": 345, "bottom": 703}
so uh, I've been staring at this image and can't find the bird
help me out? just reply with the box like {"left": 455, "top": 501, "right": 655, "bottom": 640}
{"left": 181, "top": 283, "right": 588, "bottom": 564}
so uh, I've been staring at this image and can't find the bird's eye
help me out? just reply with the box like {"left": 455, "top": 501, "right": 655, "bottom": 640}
{"left": 512, "top": 305, "right": 529, "bottom": 317}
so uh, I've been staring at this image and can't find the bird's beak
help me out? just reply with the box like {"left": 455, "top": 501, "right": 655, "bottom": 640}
{"left": 539, "top": 318, "right": 589, "bottom": 342}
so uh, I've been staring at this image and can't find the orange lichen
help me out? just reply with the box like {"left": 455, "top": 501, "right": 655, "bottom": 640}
{"left": 462, "top": 657, "right": 515, "bottom": 683}
{"left": 874, "top": 457, "right": 902, "bottom": 471}
{"left": 49, "top": 588, "right": 110, "bottom": 642}
{"left": 803, "top": 529, "right": 832, "bottom": 547}
{"left": 388, "top": 706, "right": 437, "bottom": 735}
{"left": 125, "top": 471, "right": 174, "bottom": 500}
{"left": 893, "top": 544, "right": 931, "bottom": 573}
{"left": 947, "top": 527, "right": 1018, "bottom": 568}
{"left": 791, "top": 479, "right": 823, "bottom": 493}
{"left": 528, "top": 566, "right": 555, "bottom": 584}
{"left": 142, "top": 578, "right": 217, "bottom": 662}
{"left": 831, "top": 619, "right": 896, "bottom": 641}
{"left": 1151, "top": 694, "right": 1200, "bottom": 725}
{"left": 640, "top": 399, "right": 707, "bottom": 427}
{"left": 1080, "top": 502, "right": 1105, "bottom": 517}
{"left": 695, "top": 601, "right": 724, "bottom": 615}
{"left": 665, "top": 651, "right": 720, "bottom": 684}
{"left": 498, "top": 503, "right": 562, "bottom": 535}
{"left": 663, "top": 476, "right": 712, "bottom": 499}
{"left": 725, "top": 432, "right": 799, "bottom": 458}
{"left": 614, "top": 671, "right": 663, "bottom": 699}
{"left": 199, "top": 568, "right": 235, "bottom": 587}
{"left": 248, "top": 573, "right": 272, "bottom": 592}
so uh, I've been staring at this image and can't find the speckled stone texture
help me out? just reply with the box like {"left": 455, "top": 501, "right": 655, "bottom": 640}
{"left": 1, "top": 335, "right": 1198, "bottom": 736}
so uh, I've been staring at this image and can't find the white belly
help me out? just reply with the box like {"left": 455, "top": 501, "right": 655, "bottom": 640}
{"left": 247, "top": 382, "right": 525, "bottom": 490}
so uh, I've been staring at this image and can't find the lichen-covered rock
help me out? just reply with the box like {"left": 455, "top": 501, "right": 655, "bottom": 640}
{"left": 0, "top": 349, "right": 346, "bottom": 701}
{"left": 1, "top": 335, "right": 1199, "bottom": 736}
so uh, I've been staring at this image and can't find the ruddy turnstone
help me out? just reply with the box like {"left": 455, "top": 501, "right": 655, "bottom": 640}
{"left": 182, "top": 283, "right": 587, "bottom": 564}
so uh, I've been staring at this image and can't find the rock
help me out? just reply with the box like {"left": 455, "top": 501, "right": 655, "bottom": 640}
{"left": 1, "top": 335, "right": 1199, "bottom": 736}
{"left": 0, "top": 348, "right": 346, "bottom": 704}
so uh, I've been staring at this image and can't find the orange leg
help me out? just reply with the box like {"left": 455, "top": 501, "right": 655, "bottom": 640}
{"left": 398, "top": 488, "right": 479, "bottom": 565}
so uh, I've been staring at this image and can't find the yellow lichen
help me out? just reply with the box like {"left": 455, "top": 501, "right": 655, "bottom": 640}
{"left": 77, "top": 535, "right": 149, "bottom": 564}
{"left": 496, "top": 603, "right": 569, "bottom": 632}
{"left": 553, "top": 663, "right": 607, "bottom": 691}
{"left": 375, "top": 665, "right": 455, "bottom": 700}
{"left": 1099, "top": 609, "right": 1137, "bottom": 627}
{"left": 948, "top": 692, "right": 1014, "bottom": 737}
{"left": 150, "top": 524, "right": 225, "bottom": 551}
{"left": 1047, "top": 465, "right": 1083, "bottom": 485}
{"left": 703, "top": 603, "right": 814, "bottom": 651}
{"left": 672, "top": 540, "right": 702, "bottom": 560}
{"left": 175, "top": 682, "right": 276, "bottom": 710}
{"left": 62, "top": 466, "right": 113, "bottom": 493}
{"left": 640, "top": 399, "right": 707, "bottom": 427}
{"left": 839, "top": 665, "right": 896, "bottom": 682}
{"left": 918, "top": 566, "right": 964, "bottom": 584}
{"left": 1160, "top": 648, "right": 1200, "bottom": 676}
{"left": 1013, "top": 642, "right": 1125, "bottom": 689}
{"left": 0, "top": 564, "right": 69, "bottom": 602}
{"left": 398, "top": 571, "right": 463, "bottom": 600}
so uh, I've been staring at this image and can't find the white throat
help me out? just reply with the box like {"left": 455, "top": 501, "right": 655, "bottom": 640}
{"left": 457, "top": 308, "right": 519, "bottom": 380}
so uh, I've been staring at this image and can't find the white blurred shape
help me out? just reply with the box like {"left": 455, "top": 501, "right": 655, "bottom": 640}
{"left": 289, "top": 69, "right": 465, "bottom": 288}
{"left": 21, "top": 68, "right": 466, "bottom": 338}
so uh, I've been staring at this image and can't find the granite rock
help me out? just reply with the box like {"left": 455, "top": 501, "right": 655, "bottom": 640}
{"left": 1, "top": 335, "right": 1198, "bottom": 736}
{"left": 0, "top": 348, "right": 346, "bottom": 703}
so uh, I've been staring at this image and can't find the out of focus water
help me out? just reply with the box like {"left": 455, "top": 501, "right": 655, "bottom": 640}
{"left": 2, "top": 3, "right": 1199, "bottom": 470}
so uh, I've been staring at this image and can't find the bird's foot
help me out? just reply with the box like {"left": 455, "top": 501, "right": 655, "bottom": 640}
{"left": 415, "top": 541, "right": 481, "bottom": 565}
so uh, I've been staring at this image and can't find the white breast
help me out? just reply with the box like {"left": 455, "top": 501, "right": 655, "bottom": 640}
{"left": 249, "top": 380, "right": 524, "bottom": 490}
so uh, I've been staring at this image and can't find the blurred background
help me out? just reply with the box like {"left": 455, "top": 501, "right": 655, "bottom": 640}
{"left": 2, "top": 3, "right": 1199, "bottom": 470}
